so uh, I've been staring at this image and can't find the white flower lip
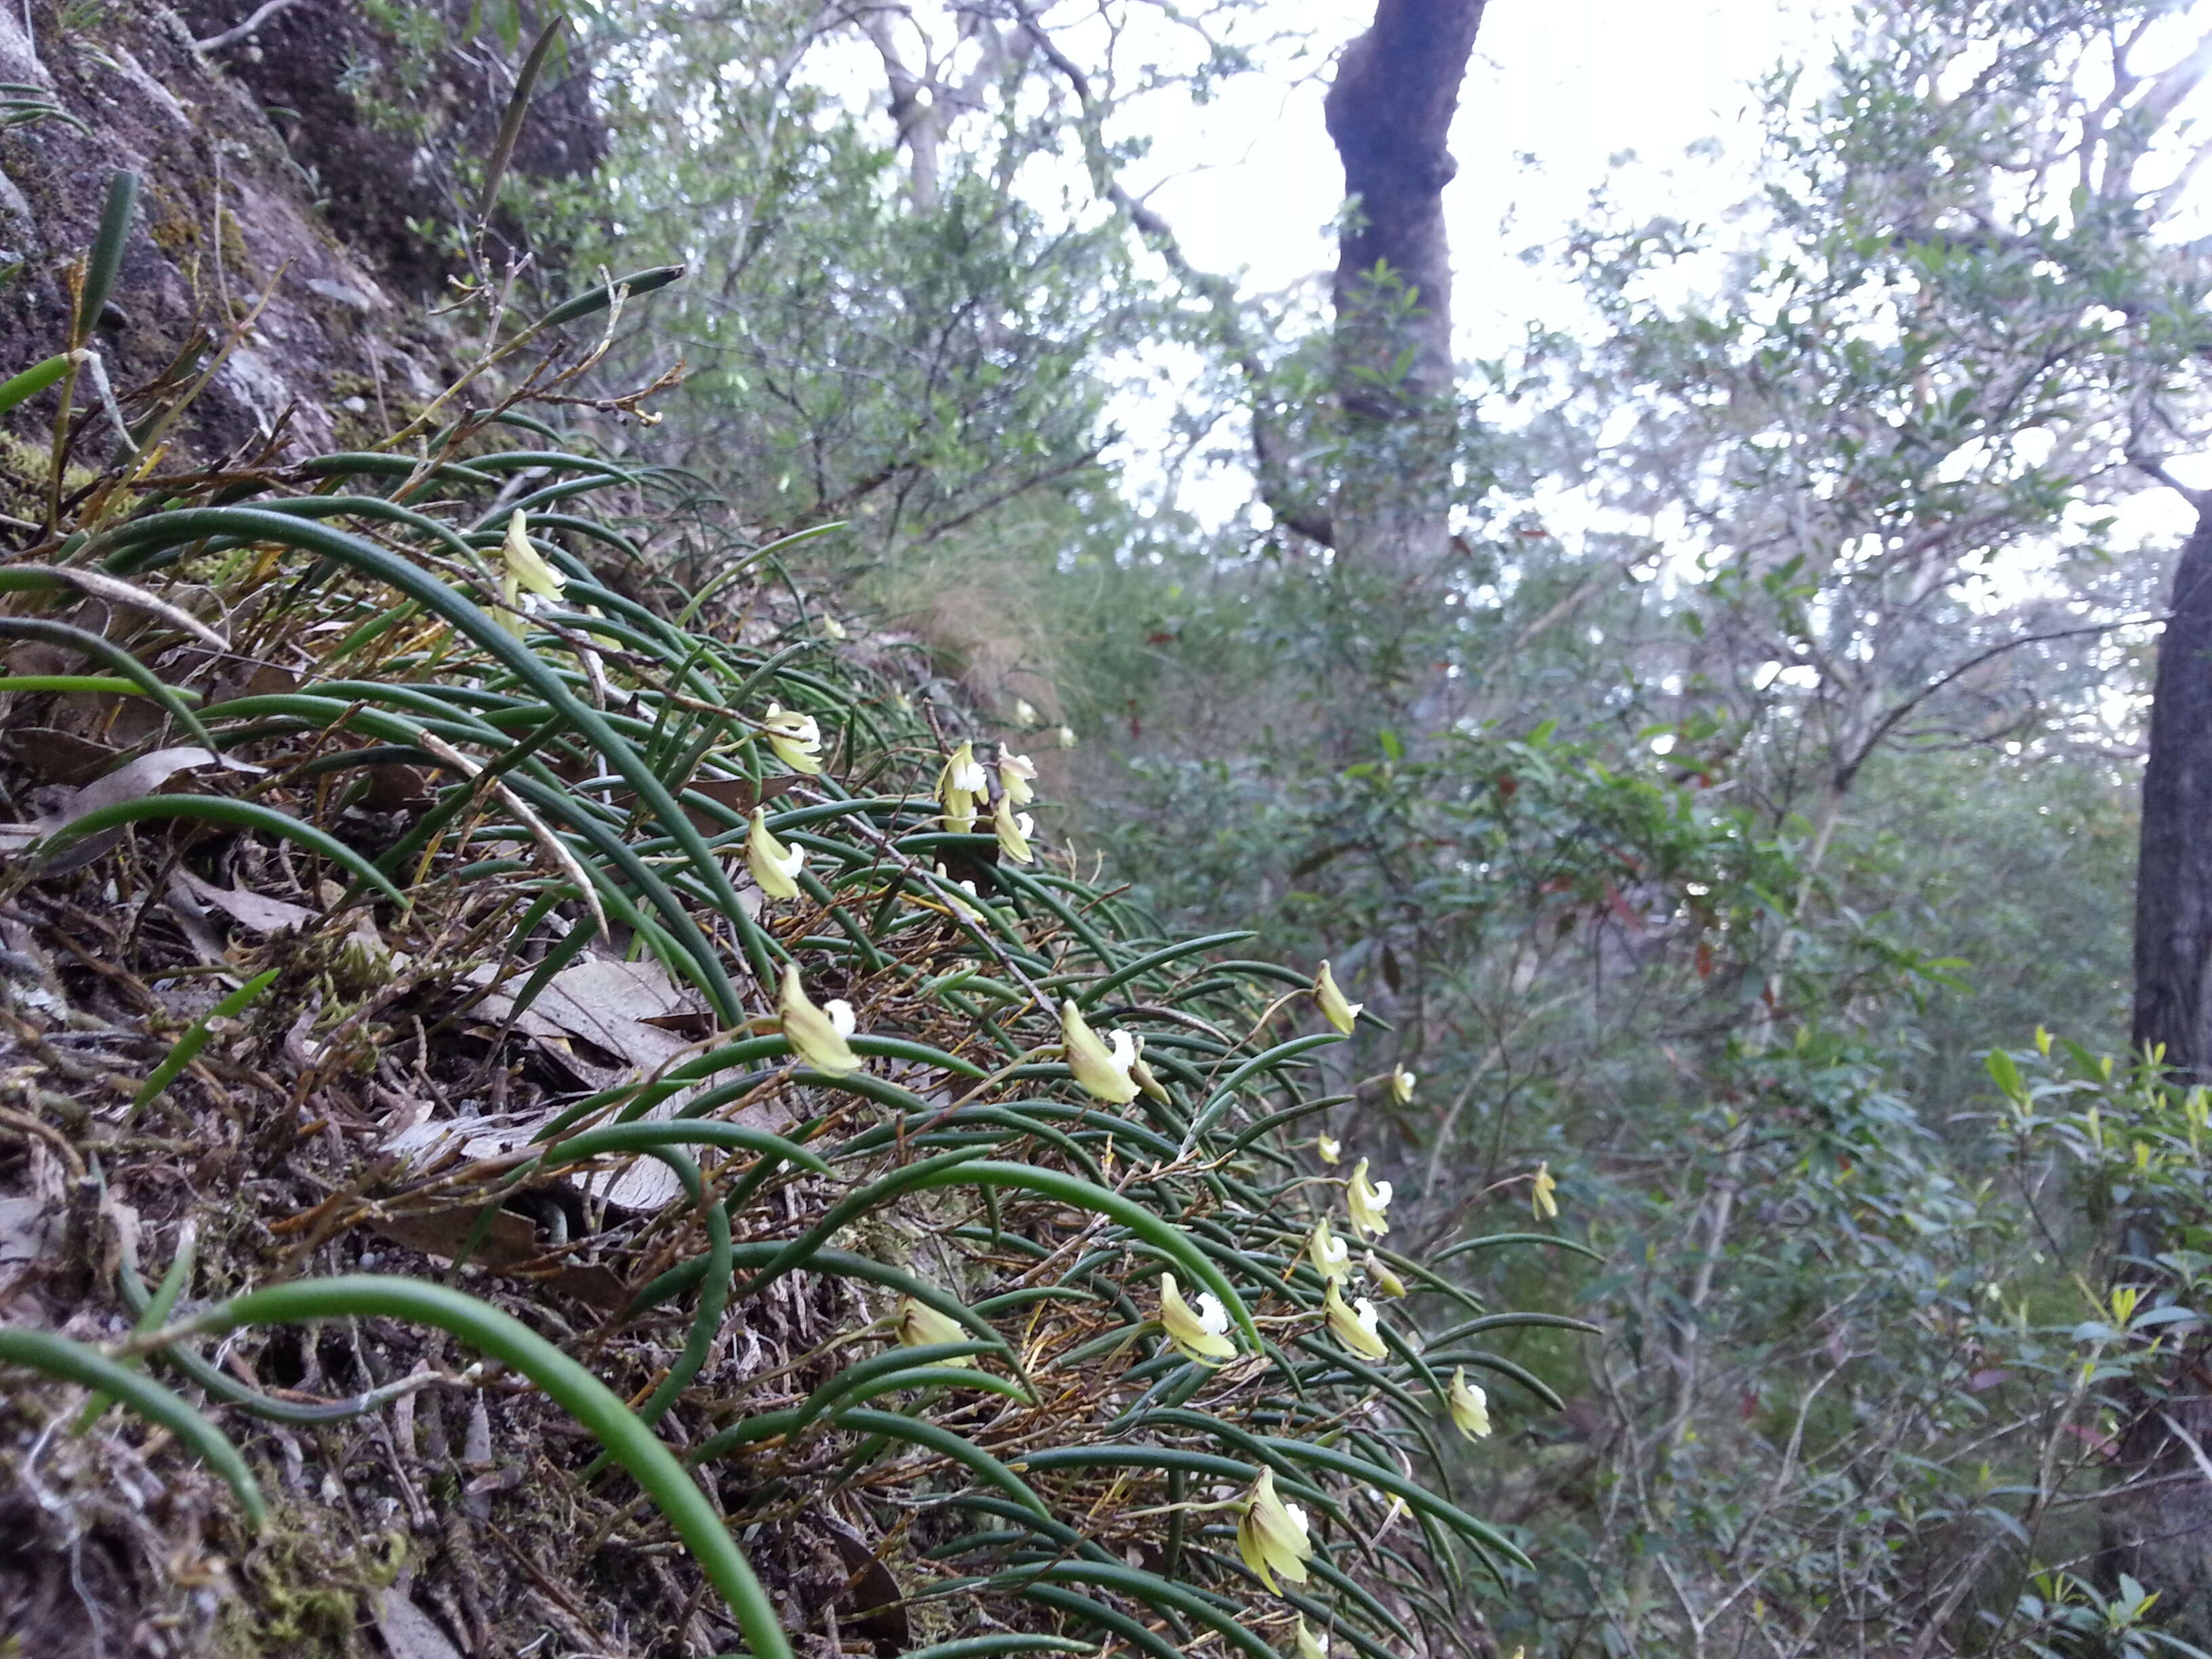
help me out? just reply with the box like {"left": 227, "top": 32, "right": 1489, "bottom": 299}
{"left": 1195, "top": 1291, "right": 1229, "bottom": 1336}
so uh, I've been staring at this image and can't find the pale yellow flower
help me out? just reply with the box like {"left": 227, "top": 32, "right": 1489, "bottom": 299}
{"left": 1532, "top": 1160, "right": 1559, "bottom": 1221}
{"left": 745, "top": 807, "right": 804, "bottom": 899}
{"left": 817, "top": 614, "right": 846, "bottom": 640}
{"left": 1308, "top": 1215, "right": 1353, "bottom": 1284}
{"left": 1061, "top": 1000, "right": 1137, "bottom": 1104}
{"left": 1316, "top": 1133, "right": 1341, "bottom": 1166}
{"left": 939, "top": 740, "right": 985, "bottom": 832}
{"left": 1235, "top": 1466, "right": 1311, "bottom": 1591}
{"left": 502, "top": 508, "right": 567, "bottom": 598}
{"left": 1314, "top": 961, "right": 1362, "bottom": 1034}
{"left": 999, "top": 750, "right": 1037, "bottom": 807}
{"left": 1365, "top": 1251, "right": 1407, "bottom": 1298}
{"left": 497, "top": 508, "right": 565, "bottom": 637}
{"left": 1389, "top": 1066, "right": 1416, "bottom": 1105}
{"left": 994, "top": 793, "right": 1035, "bottom": 864}
{"left": 1159, "top": 1272, "right": 1237, "bottom": 1364}
{"left": 1013, "top": 698, "right": 1039, "bottom": 726}
{"left": 1447, "top": 1368, "right": 1492, "bottom": 1440}
{"left": 1347, "top": 1158, "right": 1393, "bottom": 1240}
{"left": 761, "top": 703, "right": 823, "bottom": 775}
{"left": 1054, "top": 724, "right": 1076, "bottom": 749}
{"left": 1325, "top": 1280, "right": 1389, "bottom": 1361}
{"left": 779, "top": 963, "right": 859, "bottom": 1074}
{"left": 894, "top": 1295, "right": 973, "bottom": 1365}
{"left": 1296, "top": 1620, "right": 1328, "bottom": 1659}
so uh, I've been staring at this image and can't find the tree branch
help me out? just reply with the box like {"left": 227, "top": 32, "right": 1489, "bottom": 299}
{"left": 1837, "top": 615, "right": 2163, "bottom": 791}
{"left": 1010, "top": 0, "right": 1334, "bottom": 545}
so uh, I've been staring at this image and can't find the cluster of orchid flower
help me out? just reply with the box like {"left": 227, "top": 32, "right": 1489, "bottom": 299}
{"left": 749, "top": 731, "right": 1517, "bottom": 1636}
{"left": 937, "top": 739, "right": 1040, "bottom": 865}
{"left": 738, "top": 718, "right": 1044, "bottom": 916}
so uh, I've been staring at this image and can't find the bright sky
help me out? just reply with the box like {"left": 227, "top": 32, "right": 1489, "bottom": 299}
{"left": 810, "top": 0, "right": 2212, "bottom": 541}
{"left": 1111, "top": 0, "right": 2212, "bottom": 548}
{"left": 1136, "top": 1, "right": 1812, "bottom": 361}
{"left": 1070, "top": 1, "right": 1827, "bottom": 534}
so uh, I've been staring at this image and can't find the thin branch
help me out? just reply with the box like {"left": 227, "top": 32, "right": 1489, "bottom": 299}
{"left": 193, "top": 0, "right": 307, "bottom": 52}
{"left": 1010, "top": 0, "right": 1334, "bottom": 546}
{"left": 1837, "top": 615, "right": 2165, "bottom": 790}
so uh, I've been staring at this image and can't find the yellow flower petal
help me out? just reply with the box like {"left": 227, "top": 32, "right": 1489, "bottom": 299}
{"left": 502, "top": 508, "right": 567, "bottom": 599}
{"left": 1325, "top": 1281, "right": 1389, "bottom": 1361}
{"left": 1347, "top": 1158, "right": 1393, "bottom": 1240}
{"left": 746, "top": 807, "right": 805, "bottom": 899}
{"left": 1061, "top": 1000, "right": 1137, "bottom": 1103}
{"left": 1129, "top": 1035, "right": 1171, "bottom": 1104}
{"left": 1314, "top": 961, "right": 1362, "bottom": 1034}
{"left": 1389, "top": 1066, "right": 1416, "bottom": 1105}
{"left": 779, "top": 963, "right": 859, "bottom": 1074}
{"left": 1448, "top": 1367, "right": 1492, "bottom": 1439}
{"left": 1296, "top": 1620, "right": 1329, "bottom": 1659}
{"left": 999, "top": 751, "right": 1037, "bottom": 807}
{"left": 994, "top": 793, "right": 1034, "bottom": 864}
{"left": 1159, "top": 1271, "right": 1237, "bottom": 1364}
{"left": 762, "top": 703, "right": 824, "bottom": 775}
{"left": 1235, "top": 1467, "right": 1311, "bottom": 1590}
{"left": 895, "top": 1295, "right": 974, "bottom": 1364}
{"left": 1532, "top": 1161, "right": 1559, "bottom": 1221}
{"left": 1307, "top": 1216, "right": 1353, "bottom": 1284}
{"left": 939, "top": 740, "right": 983, "bottom": 832}
{"left": 926, "top": 862, "right": 987, "bottom": 923}
{"left": 1316, "top": 1133, "right": 1340, "bottom": 1166}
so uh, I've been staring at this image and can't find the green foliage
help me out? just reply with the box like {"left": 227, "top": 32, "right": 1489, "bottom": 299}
{"left": 0, "top": 213, "right": 1572, "bottom": 1654}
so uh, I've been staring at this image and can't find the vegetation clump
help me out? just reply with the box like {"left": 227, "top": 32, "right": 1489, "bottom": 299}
{"left": 0, "top": 177, "right": 1568, "bottom": 1658}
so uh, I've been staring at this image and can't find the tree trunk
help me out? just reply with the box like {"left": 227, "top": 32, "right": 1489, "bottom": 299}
{"left": 1321, "top": 0, "right": 1485, "bottom": 579}
{"left": 2103, "top": 493, "right": 2212, "bottom": 1640}
{"left": 2133, "top": 497, "right": 2212, "bottom": 1078}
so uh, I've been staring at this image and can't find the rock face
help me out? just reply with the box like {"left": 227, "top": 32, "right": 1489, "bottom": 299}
{"left": 0, "top": 0, "right": 600, "bottom": 468}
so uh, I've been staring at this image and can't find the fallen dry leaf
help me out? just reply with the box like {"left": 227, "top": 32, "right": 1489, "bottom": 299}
{"left": 0, "top": 745, "right": 264, "bottom": 854}
{"left": 4, "top": 726, "right": 123, "bottom": 786}
{"left": 467, "top": 954, "right": 705, "bottom": 1073}
{"left": 171, "top": 867, "right": 319, "bottom": 934}
{"left": 373, "top": 1589, "right": 466, "bottom": 1659}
